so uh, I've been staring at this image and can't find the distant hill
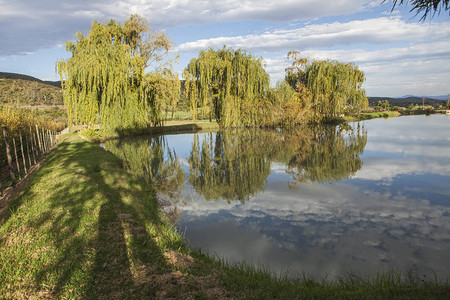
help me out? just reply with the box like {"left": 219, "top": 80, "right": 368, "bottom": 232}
{"left": 0, "top": 72, "right": 61, "bottom": 88}
{"left": 0, "top": 72, "right": 63, "bottom": 105}
{"left": 368, "top": 96, "right": 445, "bottom": 107}
{"left": 426, "top": 95, "right": 449, "bottom": 101}
{"left": 401, "top": 94, "right": 449, "bottom": 101}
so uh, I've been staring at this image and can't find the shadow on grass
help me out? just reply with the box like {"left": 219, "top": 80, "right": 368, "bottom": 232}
{"left": 17, "top": 137, "right": 173, "bottom": 298}
{"left": 0, "top": 152, "right": 51, "bottom": 226}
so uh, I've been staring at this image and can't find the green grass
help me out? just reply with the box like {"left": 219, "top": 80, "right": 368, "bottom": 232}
{"left": 218, "top": 262, "right": 449, "bottom": 299}
{"left": 1, "top": 134, "right": 449, "bottom": 299}
{"left": 344, "top": 111, "right": 401, "bottom": 122}
{"left": 161, "top": 109, "right": 193, "bottom": 121}
{"left": 161, "top": 108, "right": 220, "bottom": 121}
{"left": 0, "top": 134, "right": 222, "bottom": 298}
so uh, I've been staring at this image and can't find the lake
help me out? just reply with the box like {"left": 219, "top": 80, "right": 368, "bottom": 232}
{"left": 104, "top": 114, "right": 450, "bottom": 280}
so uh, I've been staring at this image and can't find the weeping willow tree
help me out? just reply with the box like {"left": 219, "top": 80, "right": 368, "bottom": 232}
{"left": 304, "top": 60, "right": 368, "bottom": 122}
{"left": 182, "top": 70, "right": 199, "bottom": 122}
{"left": 56, "top": 15, "right": 178, "bottom": 136}
{"left": 142, "top": 68, "right": 181, "bottom": 126}
{"left": 183, "top": 47, "right": 270, "bottom": 127}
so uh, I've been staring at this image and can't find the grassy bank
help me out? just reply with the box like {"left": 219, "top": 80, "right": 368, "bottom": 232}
{"left": 1, "top": 134, "right": 449, "bottom": 299}
{"left": 0, "top": 134, "right": 225, "bottom": 299}
{"left": 76, "top": 120, "right": 220, "bottom": 141}
{"left": 344, "top": 111, "right": 401, "bottom": 122}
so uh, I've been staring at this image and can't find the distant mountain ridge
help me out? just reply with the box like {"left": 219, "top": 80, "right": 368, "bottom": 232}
{"left": 368, "top": 96, "right": 445, "bottom": 106}
{"left": 400, "top": 94, "right": 448, "bottom": 101}
{"left": 0, "top": 72, "right": 61, "bottom": 88}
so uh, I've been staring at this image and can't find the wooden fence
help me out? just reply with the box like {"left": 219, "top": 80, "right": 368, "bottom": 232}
{"left": 0, "top": 125, "right": 58, "bottom": 195}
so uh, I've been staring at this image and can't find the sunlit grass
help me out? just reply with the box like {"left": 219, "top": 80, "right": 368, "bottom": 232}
{"left": 344, "top": 111, "right": 401, "bottom": 122}
{"left": 0, "top": 134, "right": 201, "bottom": 298}
{"left": 162, "top": 109, "right": 193, "bottom": 121}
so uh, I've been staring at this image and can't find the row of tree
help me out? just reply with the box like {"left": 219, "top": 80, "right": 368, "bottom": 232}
{"left": 57, "top": 15, "right": 368, "bottom": 135}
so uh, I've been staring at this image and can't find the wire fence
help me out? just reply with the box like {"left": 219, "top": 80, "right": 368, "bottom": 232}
{"left": 1, "top": 125, "right": 58, "bottom": 196}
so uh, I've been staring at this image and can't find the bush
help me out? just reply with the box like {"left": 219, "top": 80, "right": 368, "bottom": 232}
{"left": 0, "top": 107, "right": 65, "bottom": 135}
{"left": 79, "top": 128, "right": 102, "bottom": 142}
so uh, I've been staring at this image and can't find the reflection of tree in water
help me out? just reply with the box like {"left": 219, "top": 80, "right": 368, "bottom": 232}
{"left": 188, "top": 131, "right": 272, "bottom": 203}
{"left": 188, "top": 124, "right": 367, "bottom": 201}
{"left": 105, "top": 124, "right": 366, "bottom": 204}
{"left": 285, "top": 124, "right": 367, "bottom": 187}
{"left": 104, "top": 136, "right": 185, "bottom": 199}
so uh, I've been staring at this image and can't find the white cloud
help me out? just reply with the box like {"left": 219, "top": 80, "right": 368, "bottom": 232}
{"left": 296, "top": 41, "right": 450, "bottom": 96}
{"left": 173, "top": 16, "right": 450, "bottom": 95}
{"left": 108, "top": 0, "right": 374, "bottom": 26}
{"left": 301, "top": 41, "right": 450, "bottom": 64}
{"left": 0, "top": 0, "right": 373, "bottom": 56}
{"left": 175, "top": 17, "right": 450, "bottom": 52}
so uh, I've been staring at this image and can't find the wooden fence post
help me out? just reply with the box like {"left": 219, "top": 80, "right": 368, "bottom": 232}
{"left": 2, "top": 126, "right": 16, "bottom": 186}
{"left": 47, "top": 129, "right": 51, "bottom": 149}
{"left": 36, "top": 125, "right": 42, "bottom": 154}
{"left": 49, "top": 130, "right": 53, "bottom": 148}
{"left": 13, "top": 138, "right": 21, "bottom": 179}
{"left": 42, "top": 128, "right": 47, "bottom": 152}
{"left": 19, "top": 132, "right": 27, "bottom": 175}
{"left": 35, "top": 131, "right": 41, "bottom": 158}
{"left": 29, "top": 127, "right": 37, "bottom": 164}
{"left": 25, "top": 134, "right": 32, "bottom": 171}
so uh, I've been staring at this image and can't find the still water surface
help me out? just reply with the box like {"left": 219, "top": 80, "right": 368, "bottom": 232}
{"left": 105, "top": 115, "right": 450, "bottom": 280}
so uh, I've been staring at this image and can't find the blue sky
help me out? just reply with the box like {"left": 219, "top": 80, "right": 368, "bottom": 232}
{"left": 0, "top": 0, "right": 449, "bottom": 97}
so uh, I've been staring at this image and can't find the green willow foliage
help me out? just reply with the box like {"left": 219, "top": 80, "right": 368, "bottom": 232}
{"left": 57, "top": 15, "right": 178, "bottom": 136}
{"left": 143, "top": 69, "right": 181, "bottom": 126}
{"left": 183, "top": 48, "right": 270, "bottom": 127}
{"left": 304, "top": 60, "right": 368, "bottom": 121}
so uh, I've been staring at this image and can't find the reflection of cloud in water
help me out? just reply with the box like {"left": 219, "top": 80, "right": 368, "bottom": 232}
{"left": 178, "top": 180, "right": 450, "bottom": 279}
{"left": 366, "top": 142, "right": 450, "bottom": 158}
{"left": 354, "top": 156, "right": 450, "bottom": 181}
{"left": 359, "top": 115, "right": 450, "bottom": 158}
{"left": 270, "top": 162, "right": 287, "bottom": 174}
{"left": 173, "top": 116, "right": 450, "bottom": 279}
